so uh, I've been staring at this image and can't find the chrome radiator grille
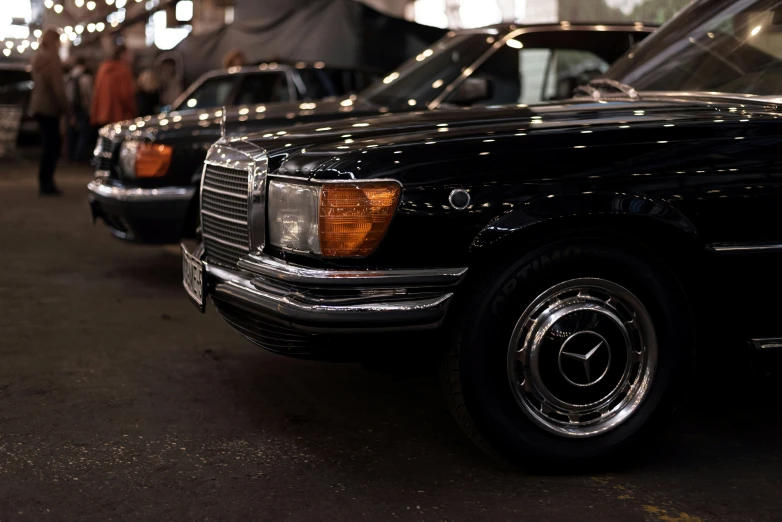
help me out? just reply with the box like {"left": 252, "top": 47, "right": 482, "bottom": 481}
{"left": 201, "top": 164, "right": 251, "bottom": 267}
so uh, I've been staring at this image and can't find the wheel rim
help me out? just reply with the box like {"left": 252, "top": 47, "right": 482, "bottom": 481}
{"left": 507, "top": 278, "right": 658, "bottom": 438}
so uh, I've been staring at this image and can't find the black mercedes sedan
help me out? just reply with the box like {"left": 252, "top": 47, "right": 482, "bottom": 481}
{"left": 88, "top": 22, "right": 652, "bottom": 244}
{"left": 182, "top": 0, "right": 782, "bottom": 466}
{"left": 87, "top": 62, "right": 379, "bottom": 242}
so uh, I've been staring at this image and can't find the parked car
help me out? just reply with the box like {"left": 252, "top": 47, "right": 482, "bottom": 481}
{"left": 88, "top": 23, "right": 653, "bottom": 244}
{"left": 0, "top": 62, "right": 37, "bottom": 145}
{"left": 182, "top": 0, "right": 782, "bottom": 466}
{"left": 87, "top": 62, "right": 380, "bottom": 241}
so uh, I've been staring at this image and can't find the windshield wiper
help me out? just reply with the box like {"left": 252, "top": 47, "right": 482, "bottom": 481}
{"left": 574, "top": 79, "right": 640, "bottom": 101}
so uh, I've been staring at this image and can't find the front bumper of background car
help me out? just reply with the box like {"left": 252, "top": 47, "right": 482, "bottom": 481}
{"left": 88, "top": 178, "right": 196, "bottom": 244}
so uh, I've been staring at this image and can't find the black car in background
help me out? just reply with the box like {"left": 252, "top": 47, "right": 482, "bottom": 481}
{"left": 0, "top": 63, "right": 36, "bottom": 145}
{"left": 88, "top": 23, "right": 653, "bottom": 244}
{"left": 182, "top": 0, "right": 782, "bottom": 466}
{"left": 87, "top": 62, "right": 380, "bottom": 241}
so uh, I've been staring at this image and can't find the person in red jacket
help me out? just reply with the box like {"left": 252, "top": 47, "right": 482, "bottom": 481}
{"left": 90, "top": 44, "right": 136, "bottom": 127}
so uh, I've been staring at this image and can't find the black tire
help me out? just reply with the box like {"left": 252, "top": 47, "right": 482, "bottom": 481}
{"left": 440, "top": 238, "right": 691, "bottom": 468}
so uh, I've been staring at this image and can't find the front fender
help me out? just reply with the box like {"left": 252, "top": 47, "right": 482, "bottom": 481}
{"left": 472, "top": 192, "right": 699, "bottom": 250}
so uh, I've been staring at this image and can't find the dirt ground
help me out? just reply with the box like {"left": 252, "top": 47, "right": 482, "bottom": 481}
{"left": 1, "top": 153, "right": 781, "bottom": 521}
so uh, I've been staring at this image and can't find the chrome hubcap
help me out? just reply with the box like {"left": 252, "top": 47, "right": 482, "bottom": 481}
{"left": 507, "top": 278, "right": 657, "bottom": 438}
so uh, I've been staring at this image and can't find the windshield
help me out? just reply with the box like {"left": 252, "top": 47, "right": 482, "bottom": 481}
{"left": 174, "top": 74, "right": 237, "bottom": 111}
{"left": 607, "top": 0, "right": 782, "bottom": 96}
{"left": 361, "top": 32, "right": 494, "bottom": 108}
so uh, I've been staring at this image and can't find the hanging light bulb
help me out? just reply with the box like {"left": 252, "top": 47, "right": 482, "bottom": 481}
{"left": 53, "top": 4, "right": 64, "bottom": 13}
{"left": 75, "top": 0, "right": 84, "bottom": 6}
{"left": 87, "top": 1, "right": 97, "bottom": 10}
{"left": 34, "top": 29, "right": 42, "bottom": 38}
{"left": 44, "top": 0, "right": 54, "bottom": 8}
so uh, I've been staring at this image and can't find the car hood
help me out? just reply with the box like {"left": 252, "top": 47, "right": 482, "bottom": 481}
{"left": 224, "top": 94, "right": 782, "bottom": 182}
{"left": 103, "top": 97, "right": 378, "bottom": 143}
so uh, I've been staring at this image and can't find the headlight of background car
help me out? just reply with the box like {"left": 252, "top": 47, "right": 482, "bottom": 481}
{"left": 268, "top": 180, "right": 401, "bottom": 258}
{"left": 118, "top": 141, "right": 173, "bottom": 178}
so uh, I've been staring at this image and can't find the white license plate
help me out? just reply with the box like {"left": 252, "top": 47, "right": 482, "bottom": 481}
{"left": 182, "top": 244, "right": 205, "bottom": 312}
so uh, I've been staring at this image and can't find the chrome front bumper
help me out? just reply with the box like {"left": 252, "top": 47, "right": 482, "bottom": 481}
{"left": 88, "top": 179, "right": 197, "bottom": 243}
{"left": 203, "top": 250, "right": 467, "bottom": 335}
{"left": 88, "top": 178, "right": 196, "bottom": 202}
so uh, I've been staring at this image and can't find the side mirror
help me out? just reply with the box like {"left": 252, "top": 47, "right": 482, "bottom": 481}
{"left": 448, "top": 77, "right": 492, "bottom": 105}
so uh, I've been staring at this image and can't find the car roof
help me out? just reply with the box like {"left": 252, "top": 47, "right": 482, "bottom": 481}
{"left": 202, "top": 62, "right": 378, "bottom": 80}
{"left": 465, "top": 21, "right": 657, "bottom": 34}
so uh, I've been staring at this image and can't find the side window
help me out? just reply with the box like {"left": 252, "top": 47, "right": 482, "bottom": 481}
{"left": 442, "top": 45, "right": 609, "bottom": 107}
{"left": 235, "top": 73, "right": 290, "bottom": 105}
{"left": 178, "top": 76, "right": 237, "bottom": 110}
{"left": 298, "top": 70, "right": 341, "bottom": 100}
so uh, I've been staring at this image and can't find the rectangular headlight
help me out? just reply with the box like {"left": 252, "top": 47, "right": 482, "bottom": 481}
{"left": 267, "top": 180, "right": 401, "bottom": 258}
{"left": 268, "top": 180, "right": 322, "bottom": 254}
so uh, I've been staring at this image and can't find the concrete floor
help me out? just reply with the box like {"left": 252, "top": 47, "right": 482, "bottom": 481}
{"left": 1, "top": 155, "right": 781, "bottom": 521}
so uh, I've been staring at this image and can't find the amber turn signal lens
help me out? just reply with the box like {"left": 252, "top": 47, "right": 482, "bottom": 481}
{"left": 135, "top": 143, "right": 172, "bottom": 177}
{"left": 319, "top": 182, "right": 401, "bottom": 258}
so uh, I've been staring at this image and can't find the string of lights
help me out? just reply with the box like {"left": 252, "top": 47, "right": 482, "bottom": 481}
{"left": 0, "top": 0, "right": 187, "bottom": 56}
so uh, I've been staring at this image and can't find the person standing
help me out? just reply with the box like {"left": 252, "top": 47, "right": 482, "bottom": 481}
{"left": 29, "top": 29, "right": 68, "bottom": 196}
{"left": 135, "top": 69, "right": 161, "bottom": 116}
{"left": 90, "top": 44, "right": 136, "bottom": 128}
{"left": 65, "top": 56, "right": 93, "bottom": 163}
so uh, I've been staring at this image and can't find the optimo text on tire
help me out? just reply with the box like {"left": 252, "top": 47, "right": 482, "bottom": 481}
{"left": 441, "top": 238, "right": 690, "bottom": 467}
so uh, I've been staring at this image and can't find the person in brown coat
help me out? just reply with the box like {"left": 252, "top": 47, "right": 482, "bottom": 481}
{"left": 90, "top": 44, "right": 136, "bottom": 127}
{"left": 30, "top": 29, "right": 68, "bottom": 195}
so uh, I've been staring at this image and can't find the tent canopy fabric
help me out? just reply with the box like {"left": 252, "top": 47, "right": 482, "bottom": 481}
{"left": 173, "top": 0, "right": 445, "bottom": 86}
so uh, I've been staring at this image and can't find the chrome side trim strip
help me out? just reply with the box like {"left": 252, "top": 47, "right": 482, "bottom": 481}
{"left": 238, "top": 253, "right": 468, "bottom": 288}
{"left": 752, "top": 338, "right": 782, "bottom": 350}
{"left": 201, "top": 209, "right": 248, "bottom": 226}
{"left": 87, "top": 179, "right": 195, "bottom": 202}
{"left": 711, "top": 242, "right": 782, "bottom": 253}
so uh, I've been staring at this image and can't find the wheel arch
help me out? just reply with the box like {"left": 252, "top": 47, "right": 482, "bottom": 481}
{"left": 467, "top": 193, "right": 708, "bottom": 302}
